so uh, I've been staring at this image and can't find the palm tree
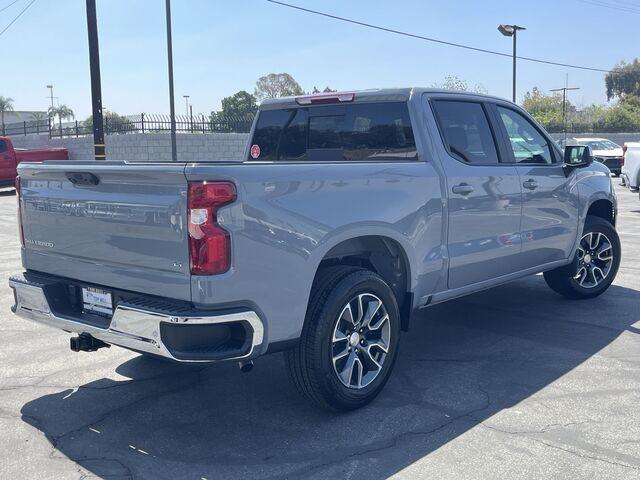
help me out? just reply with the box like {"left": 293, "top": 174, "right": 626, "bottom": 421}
{"left": 48, "top": 104, "right": 74, "bottom": 134}
{"left": 0, "top": 96, "right": 15, "bottom": 134}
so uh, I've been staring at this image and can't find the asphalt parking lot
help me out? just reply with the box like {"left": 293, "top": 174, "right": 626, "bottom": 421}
{"left": 0, "top": 182, "right": 638, "bottom": 480}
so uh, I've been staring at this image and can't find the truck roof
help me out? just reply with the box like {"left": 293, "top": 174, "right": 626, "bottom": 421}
{"left": 258, "top": 87, "right": 510, "bottom": 110}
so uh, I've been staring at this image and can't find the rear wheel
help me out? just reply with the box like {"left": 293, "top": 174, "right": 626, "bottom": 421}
{"left": 544, "top": 217, "right": 620, "bottom": 299}
{"left": 285, "top": 266, "right": 401, "bottom": 411}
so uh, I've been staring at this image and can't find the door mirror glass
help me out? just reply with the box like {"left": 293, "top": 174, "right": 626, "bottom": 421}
{"left": 564, "top": 145, "right": 593, "bottom": 167}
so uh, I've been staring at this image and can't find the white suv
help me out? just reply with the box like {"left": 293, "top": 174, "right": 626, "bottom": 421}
{"left": 573, "top": 138, "right": 623, "bottom": 176}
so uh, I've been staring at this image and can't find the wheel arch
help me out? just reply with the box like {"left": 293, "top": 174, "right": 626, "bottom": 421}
{"left": 586, "top": 198, "right": 616, "bottom": 227}
{"left": 310, "top": 232, "right": 414, "bottom": 331}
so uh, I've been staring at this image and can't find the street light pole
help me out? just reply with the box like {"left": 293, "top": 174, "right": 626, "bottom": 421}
{"left": 46, "top": 85, "right": 54, "bottom": 110}
{"left": 165, "top": 0, "right": 177, "bottom": 162}
{"left": 512, "top": 29, "right": 517, "bottom": 103}
{"left": 498, "top": 24, "right": 526, "bottom": 103}
{"left": 183, "top": 95, "right": 190, "bottom": 116}
{"left": 85, "top": 0, "right": 105, "bottom": 160}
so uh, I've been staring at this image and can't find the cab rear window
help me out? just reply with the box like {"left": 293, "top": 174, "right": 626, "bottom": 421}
{"left": 248, "top": 102, "right": 417, "bottom": 162}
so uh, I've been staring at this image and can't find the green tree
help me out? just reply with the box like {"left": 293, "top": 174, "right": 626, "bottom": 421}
{"left": 0, "top": 95, "right": 14, "bottom": 133}
{"left": 311, "top": 86, "right": 337, "bottom": 94}
{"left": 431, "top": 75, "right": 487, "bottom": 94}
{"left": 522, "top": 87, "right": 574, "bottom": 130}
{"left": 598, "top": 100, "right": 640, "bottom": 132}
{"left": 218, "top": 90, "right": 257, "bottom": 117}
{"left": 605, "top": 59, "right": 640, "bottom": 101}
{"left": 84, "top": 111, "right": 135, "bottom": 134}
{"left": 254, "top": 73, "right": 304, "bottom": 100}
{"left": 48, "top": 104, "right": 74, "bottom": 132}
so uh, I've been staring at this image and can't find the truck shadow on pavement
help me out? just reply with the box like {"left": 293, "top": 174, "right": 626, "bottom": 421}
{"left": 20, "top": 275, "right": 639, "bottom": 479}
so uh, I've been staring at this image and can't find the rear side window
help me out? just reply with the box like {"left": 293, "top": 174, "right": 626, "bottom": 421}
{"left": 432, "top": 100, "right": 499, "bottom": 165}
{"left": 249, "top": 102, "right": 417, "bottom": 162}
{"left": 0, "top": 140, "right": 7, "bottom": 153}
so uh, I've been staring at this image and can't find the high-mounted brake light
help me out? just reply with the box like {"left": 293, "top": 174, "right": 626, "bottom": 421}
{"left": 295, "top": 91, "right": 355, "bottom": 105}
{"left": 188, "top": 181, "right": 236, "bottom": 275}
{"left": 622, "top": 145, "right": 627, "bottom": 167}
{"left": 15, "top": 175, "right": 24, "bottom": 247}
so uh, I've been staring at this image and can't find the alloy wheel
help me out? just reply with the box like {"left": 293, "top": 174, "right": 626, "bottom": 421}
{"left": 331, "top": 293, "right": 391, "bottom": 389}
{"left": 574, "top": 231, "right": 614, "bottom": 289}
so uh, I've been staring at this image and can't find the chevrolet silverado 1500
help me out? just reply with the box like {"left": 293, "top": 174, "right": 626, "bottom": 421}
{"left": 9, "top": 89, "right": 620, "bottom": 410}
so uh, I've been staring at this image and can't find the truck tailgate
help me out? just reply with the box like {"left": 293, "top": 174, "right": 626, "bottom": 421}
{"left": 17, "top": 161, "right": 191, "bottom": 301}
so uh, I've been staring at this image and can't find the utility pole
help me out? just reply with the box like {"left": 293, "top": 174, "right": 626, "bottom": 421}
{"left": 165, "top": 0, "right": 177, "bottom": 162}
{"left": 85, "top": 0, "right": 105, "bottom": 160}
{"left": 498, "top": 24, "right": 526, "bottom": 103}
{"left": 550, "top": 85, "right": 580, "bottom": 144}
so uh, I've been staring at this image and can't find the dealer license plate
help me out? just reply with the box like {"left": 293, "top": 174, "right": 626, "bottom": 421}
{"left": 82, "top": 287, "right": 113, "bottom": 316}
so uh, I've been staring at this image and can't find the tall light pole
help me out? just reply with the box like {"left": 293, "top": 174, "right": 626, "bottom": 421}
{"left": 183, "top": 95, "right": 190, "bottom": 116}
{"left": 498, "top": 24, "right": 526, "bottom": 103}
{"left": 46, "top": 85, "right": 55, "bottom": 110}
{"left": 47, "top": 85, "right": 54, "bottom": 108}
{"left": 165, "top": 0, "right": 177, "bottom": 162}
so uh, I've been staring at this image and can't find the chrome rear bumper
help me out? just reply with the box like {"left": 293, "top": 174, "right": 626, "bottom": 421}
{"left": 9, "top": 273, "right": 264, "bottom": 363}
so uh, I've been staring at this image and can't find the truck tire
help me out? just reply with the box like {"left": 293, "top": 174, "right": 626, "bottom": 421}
{"left": 285, "top": 266, "right": 401, "bottom": 411}
{"left": 544, "top": 216, "right": 621, "bottom": 299}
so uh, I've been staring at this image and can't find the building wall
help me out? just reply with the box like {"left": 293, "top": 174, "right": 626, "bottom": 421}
{"left": 2, "top": 111, "right": 48, "bottom": 123}
{"left": 9, "top": 133, "right": 250, "bottom": 162}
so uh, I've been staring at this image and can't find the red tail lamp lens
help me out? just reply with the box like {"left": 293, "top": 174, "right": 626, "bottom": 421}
{"left": 188, "top": 181, "right": 236, "bottom": 275}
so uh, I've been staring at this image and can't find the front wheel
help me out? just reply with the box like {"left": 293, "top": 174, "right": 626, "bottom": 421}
{"left": 544, "top": 216, "right": 621, "bottom": 299}
{"left": 285, "top": 267, "right": 401, "bottom": 411}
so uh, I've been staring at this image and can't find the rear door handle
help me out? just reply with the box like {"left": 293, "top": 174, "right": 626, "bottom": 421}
{"left": 523, "top": 179, "right": 538, "bottom": 190}
{"left": 451, "top": 183, "right": 474, "bottom": 195}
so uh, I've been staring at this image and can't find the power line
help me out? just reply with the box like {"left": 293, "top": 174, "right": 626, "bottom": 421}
{"left": 576, "top": 0, "right": 640, "bottom": 14}
{"left": 0, "top": 0, "right": 22, "bottom": 14}
{"left": 265, "top": 0, "right": 611, "bottom": 73}
{"left": 0, "top": 0, "right": 37, "bottom": 38}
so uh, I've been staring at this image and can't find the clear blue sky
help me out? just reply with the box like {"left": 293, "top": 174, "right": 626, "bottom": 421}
{"left": 1, "top": 0, "right": 637, "bottom": 119}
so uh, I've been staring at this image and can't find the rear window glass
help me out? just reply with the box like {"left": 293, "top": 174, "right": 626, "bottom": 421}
{"left": 0, "top": 140, "right": 7, "bottom": 153}
{"left": 249, "top": 102, "right": 417, "bottom": 162}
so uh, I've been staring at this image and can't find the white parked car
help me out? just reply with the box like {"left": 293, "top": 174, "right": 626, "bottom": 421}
{"left": 573, "top": 138, "right": 623, "bottom": 176}
{"left": 621, "top": 142, "right": 640, "bottom": 195}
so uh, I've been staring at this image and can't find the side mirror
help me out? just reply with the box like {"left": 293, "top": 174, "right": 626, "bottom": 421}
{"left": 564, "top": 145, "right": 593, "bottom": 167}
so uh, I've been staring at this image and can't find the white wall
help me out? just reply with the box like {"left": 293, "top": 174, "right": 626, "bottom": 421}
{"left": 9, "top": 133, "right": 250, "bottom": 162}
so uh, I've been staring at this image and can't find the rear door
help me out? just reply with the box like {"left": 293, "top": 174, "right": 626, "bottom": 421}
{"left": 430, "top": 98, "right": 523, "bottom": 289}
{"left": 491, "top": 104, "right": 580, "bottom": 268}
{"left": 18, "top": 161, "right": 191, "bottom": 300}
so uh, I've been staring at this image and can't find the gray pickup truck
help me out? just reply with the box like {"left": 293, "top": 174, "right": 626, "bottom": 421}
{"left": 9, "top": 88, "right": 620, "bottom": 411}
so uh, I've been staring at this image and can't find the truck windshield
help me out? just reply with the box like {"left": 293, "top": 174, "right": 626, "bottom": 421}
{"left": 249, "top": 102, "right": 417, "bottom": 162}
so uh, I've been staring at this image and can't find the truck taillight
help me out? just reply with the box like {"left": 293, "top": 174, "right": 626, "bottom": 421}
{"left": 622, "top": 145, "right": 627, "bottom": 167}
{"left": 188, "top": 181, "right": 236, "bottom": 275}
{"left": 15, "top": 175, "right": 24, "bottom": 247}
